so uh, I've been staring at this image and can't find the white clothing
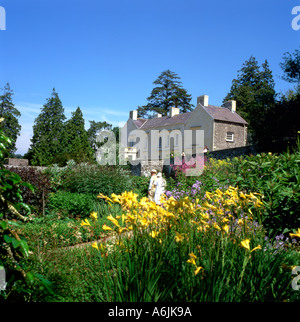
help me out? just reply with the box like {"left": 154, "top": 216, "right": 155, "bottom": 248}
{"left": 154, "top": 177, "right": 166, "bottom": 205}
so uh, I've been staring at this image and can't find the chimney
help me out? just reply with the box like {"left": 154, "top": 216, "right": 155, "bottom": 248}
{"left": 223, "top": 100, "right": 236, "bottom": 113}
{"left": 153, "top": 113, "right": 162, "bottom": 118}
{"left": 129, "top": 110, "right": 138, "bottom": 120}
{"left": 197, "top": 95, "right": 209, "bottom": 107}
{"left": 169, "top": 107, "right": 180, "bottom": 117}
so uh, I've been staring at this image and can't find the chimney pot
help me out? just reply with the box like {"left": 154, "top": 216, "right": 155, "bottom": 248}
{"left": 197, "top": 95, "right": 209, "bottom": 107}
{"left": 130, "top": 110, "right": 138, "bottom": 120}
{"left": 169, "top": 107, "right": 180, "bottom": 117}
{"left": 223, "top": 100, "right": 236, "bottom": 113}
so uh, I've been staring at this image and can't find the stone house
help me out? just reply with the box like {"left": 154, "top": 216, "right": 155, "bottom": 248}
{"left": 121, "top": 94, "right": 248, "bottom": 161}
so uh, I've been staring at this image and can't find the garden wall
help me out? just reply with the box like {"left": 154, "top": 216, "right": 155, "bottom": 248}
{"left": 206, "top": 145, "right": 258, "bottom": 160}
{"left": 4, "top": 165, "right": 48, "bottom": 172}
{"left": 130, "top": 145, "right": 258, "bottom": 177}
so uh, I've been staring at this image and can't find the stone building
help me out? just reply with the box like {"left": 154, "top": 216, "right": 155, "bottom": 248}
{"left": 121, "top": 94, "right": 248, "bottom": 161}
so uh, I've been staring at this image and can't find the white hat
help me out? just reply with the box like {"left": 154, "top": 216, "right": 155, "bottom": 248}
{"left": 151, "top": 169, "right": 157, "bottom": 173}
{"left": 157, "top": 172, "right": 162, "bottom": 177}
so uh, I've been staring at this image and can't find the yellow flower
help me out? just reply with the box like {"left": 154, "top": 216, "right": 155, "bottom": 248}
{"left": 90, "top": 211, "right": 98, "bottom": 220}
{"left": 240, "top": 239, "right": 250, "bottom": 250}
{"left": 239, "top": 192, "right": 247, "bottom": 200}
{"left": 102, "top": 224, "right": 113, "bottom": 231}
{"left": 187, "top": 252, "right": 197, "bottom": 266}
{"left": 80, "top": 219, "right": 91, "bottom": 226}
{"left": 223, "top": 225, "right": 230, "bottom": 234}
{"left": 174, "top": 232, "right": 184, "bottom": 243}
{"left": 189, "top": 252, "right": 197, "bottom": 259}
{"left": 97, "top": 193, "right": 113, "bottom": 203}
{"left": 187, "top": 258, "right": 196, "bottom": 266}
{"left": 91, "top": 242, "right": 99, "bottom": 250}
{"left": 194, "top": 266, "right": 204, "bottom": 275}
{"left": 107, "top": 214, "right": 120, "bottom": 227}
{"left": 250, "top": 245, "right": 262, "bottom": 253}
{"left": 149, "top": 230, "right": 158, "bottom": 238}
{"left": 213, "top": 222, "right": 221, "bottom": 231}
{"left": 118, "top": 227, "right": 128, "bottom": 234}
{"left": 290, "top": 228, "right": 300, "bottom": 239}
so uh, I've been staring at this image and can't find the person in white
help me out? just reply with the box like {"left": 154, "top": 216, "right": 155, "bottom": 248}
{"left": 154, "top": 172, "right": 166, "bottom": 205}
{"left": 148, "top": 169, "right": 157, "bottom": 202}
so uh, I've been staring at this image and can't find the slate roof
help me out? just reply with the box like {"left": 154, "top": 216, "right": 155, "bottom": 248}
{"left": 133, "top": 112, "right": 192, "bottom": 130}
{"left": 133, "top": 105, "right": 247, "bottom": 129}
{"left": 205, "top": 105, "right": 248, "bottom": 125}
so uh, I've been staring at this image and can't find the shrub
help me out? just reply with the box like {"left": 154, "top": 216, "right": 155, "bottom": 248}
{"left": 230, "top": 151, "right": 300, "bottom": 236}
{"left": 8, "top": 166, "right": 51, "bottom": 216}
{"left": 130, "top": 176, "right": 150, "bottom": 197}
{"left": 51, "top": 163, "right": 132, "bottom": 196}
{"left": 46, "top": 191, "right": 97, "bottom": 218}
{"left": 0, "top": 125, "right": 52, "bottom": 301}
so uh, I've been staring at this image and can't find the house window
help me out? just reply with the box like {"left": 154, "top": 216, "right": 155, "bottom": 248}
{"left": 128, "top": 140, "right": 135, "bottom": 147}
{"left": 226, "top": 132, "right": 234, "bottom": 142}
{"left": 159, "top": 137, "right": 162, "bottom": 149}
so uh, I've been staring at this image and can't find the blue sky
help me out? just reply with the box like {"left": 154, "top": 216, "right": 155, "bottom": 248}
{"left": 0, "top": 0, "right": 299, "bottom": 155}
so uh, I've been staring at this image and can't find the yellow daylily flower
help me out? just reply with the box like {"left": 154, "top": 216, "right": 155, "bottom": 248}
{"left": 102, "top": 224, "right": 113, "bottom": 231}
{"left": 97, "top": 193, "right": 113, "bottom": 203}
{"left": 91, "top": 242, "right": 99, "bottom": 250}
{"left": 194, "top": 266, "right": 204, "bottom": 276}
{"left": 223, "top": 225, "right": 230, "bottom": 233}
{"left": 187, "top": 258, "right": 196, "bottom": 266}
{"left": 80, "top": 219, "right": 91, "bottom": 226}
{"left": 90, "top": 212, "right": 98, "bottom": 220}
{"left": 189, "top": 252, "right": 197, "bottom": 259}
{"left": 174, "top": 232, "right": 184, "bottom": 243}
{"left": 290, "top": 228, "right": 300, "bottom": 239}
{"left": 149, "top": 230, "right": 158, "bottom": 238}
{"left": 250, "top": 245, "right": 262, "bottom": 253}
{"left": 107, "top": 214, "right": 120, "bottom": 227}
{"left": 240, "top": 239, "right": 250, "bottom": 250}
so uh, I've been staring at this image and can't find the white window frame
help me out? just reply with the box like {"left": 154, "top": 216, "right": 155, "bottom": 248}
{"left": 226, "top": 132, "right": 234, "bottom": 142}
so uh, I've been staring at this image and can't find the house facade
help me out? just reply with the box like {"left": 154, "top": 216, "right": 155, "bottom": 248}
{"left": 120, "top": 94, "right": 248, "bottom": 161}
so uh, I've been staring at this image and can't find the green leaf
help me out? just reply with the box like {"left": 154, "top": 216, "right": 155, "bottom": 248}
{"left": 3, "top": 234, "right": 13, "bottom": 243}
{"left": 12, "top": 238, "right": 20, "bottom": 249}
{"left": 0, "top": 221, "right": 7, "bottom": 230}
{"left": 19, "top": 240, "right": 29, "bottom": 257}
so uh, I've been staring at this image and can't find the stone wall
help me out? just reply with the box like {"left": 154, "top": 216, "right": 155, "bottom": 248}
{"left": 130, "top": 160, "right": 165, "bottom": 177}
{"left": 130, "top": 145, "right": 258, "bottom": 177}
{"left": 7, "top": 158, "right": 29, "bottom": 166}
{"left": 4, "top": 165, "right": 48, "bottom": 172}
{"left": 213, "top": 121, "right": 247, "bottom": 150}
{"left": 206, "top": 145, "right": 257, "bottom": 160}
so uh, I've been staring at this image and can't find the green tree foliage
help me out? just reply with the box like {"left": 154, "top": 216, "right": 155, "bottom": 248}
{"left": 60, "top": 107, "right": 94, "bottom": 164}
{"left": 26, "top": 89, "right": 66, "bottom": 166}
{"left": 280, "top": 47, "right": 300, "bottom": 88}
{"left": 0, "top": 83, "right": 21, "bottom": 156}
{"left": 137, "top": 69, "right": 194, "bottom": 118}
{"left": 223, "top": 56, "right": 276, "bottom": 145}
{"left": 267, "top": 48, "right": 300, "bottom": 144}
{"left": 87, "top": 120, "right": 112, "bottom": 151}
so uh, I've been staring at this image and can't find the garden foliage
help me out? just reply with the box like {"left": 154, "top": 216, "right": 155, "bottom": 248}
{"left": 8, "top": 166, "right": 51, "bottom": 216}
{"left": 78, "top": 188, "right": 300, "bottom": 302}
{"left": 0, "top": 124, "right": 52, "bottom": 301}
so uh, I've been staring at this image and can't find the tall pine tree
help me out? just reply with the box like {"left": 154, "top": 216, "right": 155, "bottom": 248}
{"left": 61, "top": 107, "right": 94, "bottom": 164}
{"left": 223, "top": 56, "right": 276, "bottom": 145}
{"left": 0, "top": 83, "right": 21, "bottom": 156}
{"left": 27, "top": 88, "right": 66, "bottom": 166}
{"left": 137, "top": 70, "right": 194, "bottom": 117}
{"left": 87, "top": 120, "right": 112, "bottom": 152}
